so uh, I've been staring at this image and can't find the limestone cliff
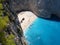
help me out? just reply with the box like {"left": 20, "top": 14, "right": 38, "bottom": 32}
{"left": 7, "top": 0, "right": 60, "bottom": 18}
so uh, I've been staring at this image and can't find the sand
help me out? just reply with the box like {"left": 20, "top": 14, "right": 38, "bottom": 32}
{"left": 18, "top": 11, "right": 37, "bottom": 31}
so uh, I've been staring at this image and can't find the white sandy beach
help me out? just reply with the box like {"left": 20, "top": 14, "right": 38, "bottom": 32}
{"left": 18, "top": 11, "right": 37, "bottom": 31}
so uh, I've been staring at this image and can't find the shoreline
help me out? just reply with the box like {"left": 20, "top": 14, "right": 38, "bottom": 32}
{"left": 18, "top": 11, "right": 37, "bottom": 32}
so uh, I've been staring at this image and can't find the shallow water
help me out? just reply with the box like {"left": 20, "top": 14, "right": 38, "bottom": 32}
{"left": 24, "top": 17, "right": 60, "bottom": 45}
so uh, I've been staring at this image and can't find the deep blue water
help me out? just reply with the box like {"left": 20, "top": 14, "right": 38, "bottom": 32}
{"left": 24, "top": 17, "right": 60, "bottom": 45}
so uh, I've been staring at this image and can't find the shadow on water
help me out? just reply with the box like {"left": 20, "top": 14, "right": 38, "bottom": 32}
{"left": 39, "top": 14, "right": 60, "bottom": 22}
{"left": 16, "top": 9, "right": 60, "bottom": 22}
{"left": 6, "top": 0, "right": 60, "bottom": 22}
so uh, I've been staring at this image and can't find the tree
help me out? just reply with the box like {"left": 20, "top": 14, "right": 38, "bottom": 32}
{"left": 0, "top": 0, "right": 16, "bottom": 45}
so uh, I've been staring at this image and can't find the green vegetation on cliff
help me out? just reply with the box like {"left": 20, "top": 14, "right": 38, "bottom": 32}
{"left": 0, "top": 0, "right": 16, "bottom": 45}
{"left": 5, "top": 34, "right": 16, "bottom": 45}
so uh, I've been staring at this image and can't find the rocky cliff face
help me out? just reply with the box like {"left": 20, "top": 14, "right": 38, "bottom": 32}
{"left": 8, "top": 0, "right": 60, "bottom": 18}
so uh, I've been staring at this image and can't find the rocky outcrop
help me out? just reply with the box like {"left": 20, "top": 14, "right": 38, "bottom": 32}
{"left": 3, "top": 1, "right": 25, "bottom": 45}
{"left": 7, "top": 0, "right": 60, "bottom": 18}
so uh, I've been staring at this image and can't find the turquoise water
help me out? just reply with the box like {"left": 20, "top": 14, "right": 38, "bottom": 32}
{"left": 24, "top": 17, "right": 60, "bottom": 45}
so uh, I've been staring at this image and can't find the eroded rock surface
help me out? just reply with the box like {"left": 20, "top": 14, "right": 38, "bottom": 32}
{"left": 8, "top": 0, "right": 60, "bottom": 18}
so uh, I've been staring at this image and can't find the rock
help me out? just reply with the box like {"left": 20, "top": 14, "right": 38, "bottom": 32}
{"left": 8, "top": 0, "right": 60, "bottom": 18}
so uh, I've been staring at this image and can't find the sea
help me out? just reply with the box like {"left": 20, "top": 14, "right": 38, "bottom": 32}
{"left": 24, "top": 17, "right": 60, "bottom": 45}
